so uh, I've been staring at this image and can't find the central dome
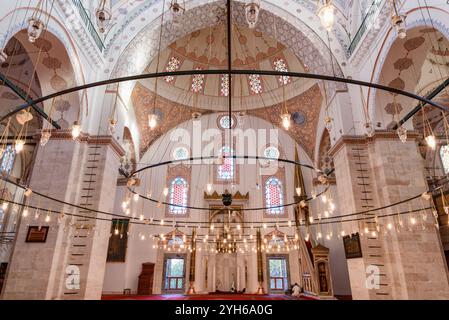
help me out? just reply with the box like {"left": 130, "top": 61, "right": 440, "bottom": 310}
{"left": 138, "top": 24, "right": 313, "bottom": 111}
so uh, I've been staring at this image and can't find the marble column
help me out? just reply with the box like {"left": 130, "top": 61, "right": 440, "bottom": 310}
{"left": 2, "top": 131, "right": 124, "bottom": 300}
{"left": 330, "top": 131, "right": 449, "bottom": 300}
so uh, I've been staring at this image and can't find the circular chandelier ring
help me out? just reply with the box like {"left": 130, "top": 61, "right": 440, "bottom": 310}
{"left": 1, "top": 69, "right": 448, "bottom": 124}
{"left": 127, "top": 155, "right": 330, "bottom": 212}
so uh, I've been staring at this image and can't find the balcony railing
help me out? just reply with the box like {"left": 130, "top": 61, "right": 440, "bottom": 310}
{"left": 348, "top": 0, "right": 385, "bottom": 57}
{"left": 71, "top": 0, "right": 105, "bottom": 53}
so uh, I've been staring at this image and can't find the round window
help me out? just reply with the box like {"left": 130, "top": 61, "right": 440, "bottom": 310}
{"left": 172, "top": 147, "right": 189, "bottom": 160}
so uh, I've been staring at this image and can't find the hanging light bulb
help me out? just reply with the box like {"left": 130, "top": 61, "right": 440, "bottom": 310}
{"left": 317, "top": 0, "right": 335, "bottom": 31}
{"left": 148, "top": 114, "right": 159, "bottom": 130}
{"left": 27, "top": 17, "right": 44, "bottom": 43}
{"left": 391, "top": 0, "right": 407, "bottom": 39}
{"left": 40, "top": 130, "right": 51, "bottom": 146}
{"left": 281, "top": 113, "right": 291, "bottom": 130}
{"left": 245, "top": 0, "right": 260, "bottom": 29}
{"left": 45, "top": 215, "right": 50, "bottom": 223}
{"left": 324, "top": 116, "right": 333, "bottom": 133}
{"left": 0, "top": 49, "right": 7, "bottom": 64}
{"left": 108, "top": 119, "right": 117, "bottom": 135}
{"left": 321, "top": 195, "right": 327, "bottom": 204}
{"left": 133, "top": 193, "right": 139, "bottom": 202}
{"left": 1, "top": 202, "right": 8, "bottom": 210}
{"left": 163, "top": 187, "right": 169, "bottom": 197}
{"left": 24, "top": 188, "right": 33, "bottom": 197}
{"left": 95, "top": 0, "right": 112, "bottom": 34}
{"left": 23, "top": 208, "right": 29, "bottom": 217}
{"left": 425, "top": 134, "right": 436, "bottom": 150}
{"left": 170, "top": 0, "right": 185, "bottom": 18}
{"left": 71, "top": 121, "right": 81, "bottom": 140}
{"left": 397, "top": 125, "right": 407, "bottom": 143}
{"left": 15, "top": 139, "right": 25, "bottom": 153}
{"left": 365, "top": 121, "right": 375, "bottom": 137}
{"left": 206, "top": 183, "right": 213, "bottom": 193}
{"left": 421, "top": 192, "right": 431, "bottom": 201}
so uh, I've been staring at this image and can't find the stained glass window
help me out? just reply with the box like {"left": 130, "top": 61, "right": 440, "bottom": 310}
{"left": 217, "top": 146, "right": 235, "bottom": 181}
{"left": 248, "top": 74, "right": 263, "bottom": 94}
{"left": 273, "top": 58, "right": 290, "bottom": 85}
{"left": 172, "top": 147, "right": 189, "bottom": 161}
{"left": 191, "top": 67, "right": 205, "bottom": 93}
{"left": 264, "top": 146, "right": 280, "bottom": 160}
{"left": 220, "top": 74, "right": 229, "bottom": 96}
{"left": 169, "top": 177, "right": 188, "bottom": 215}
{"left": 0, "top": 145, "right": 15, "bottom": 174}
{"left": 440, "top": 145, "right": 449, "bottom": 174}
{"left": 268, "top": 258, "right": 288, "bottom": 291}
{"left": 219, "top": 115, "right": 234, "bottom": 129}
{"left": 265, "top": 177, "right": 284, "bottom": 214}
{"left": 164, "top": 56, "right": 181, "bottom": 84}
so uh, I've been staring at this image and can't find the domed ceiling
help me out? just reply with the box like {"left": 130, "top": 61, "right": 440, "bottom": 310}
{"left": 139, "top": 24, "right": 313, "bottom": 110}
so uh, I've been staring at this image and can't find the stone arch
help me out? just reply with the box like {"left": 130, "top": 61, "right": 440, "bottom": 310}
{"left": 108, "top": 1, "right": 345, "bottom": 105}
{"left": 368, "top": 6, "right": 449, "bottom": 125}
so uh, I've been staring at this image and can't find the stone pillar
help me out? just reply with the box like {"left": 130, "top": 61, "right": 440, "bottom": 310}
{"left": 2, "top": 131, "right": 123, "bottom": 300}
{"left": 256, "top": 228, "right": 264, "bottom": 294}
{"left": 188, "top": 228, "right": 196, "bottom": 294}
{"left": 330, "top": 132, "right": 449, "bottom": 300}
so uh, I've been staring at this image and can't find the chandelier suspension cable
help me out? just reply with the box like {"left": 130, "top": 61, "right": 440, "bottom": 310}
{"left": 419, "top": 0, "right": 449, "bottom": 98}
{"left": 149, "top": 0, "right": 166, "bottom": 129}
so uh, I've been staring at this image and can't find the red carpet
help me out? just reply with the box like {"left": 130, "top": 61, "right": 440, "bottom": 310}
{"left": 102, "top": 294, "right": 315, "bottom": 300}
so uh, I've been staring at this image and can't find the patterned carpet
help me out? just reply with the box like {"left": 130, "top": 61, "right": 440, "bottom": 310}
{"left": 102, "top": 294, "right": 314, "bottom": 300}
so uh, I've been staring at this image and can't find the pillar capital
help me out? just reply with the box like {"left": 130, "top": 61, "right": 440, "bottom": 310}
{"left": 328, "top": 130, "right": 421, "bottom": 158}
{"left": 33, "top": 130, "right": 126, "bottom": 158}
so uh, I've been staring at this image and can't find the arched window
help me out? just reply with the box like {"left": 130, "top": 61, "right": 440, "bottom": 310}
{"left": 0, "top": 145, "right": 16, "bottom": 175}
{"left": 169, "top": 177, "right": 188, "bottom": 215}
{"left": 248, "top": 74, "right": 263, "bottom": 94}
{"left": 263, "top": 146, "right": 280, "bottom": 160}
{"left": 164, "top": 56, "right": 182, "bottom": 84}
{"left": 220, "top": 74, "right": 229, "bottom": 97}
{"left": 273, "top": 58, "right": 290, "bottom": 85}
{"left": 440, "top": 145, "right": 449, "bottom": 174}
{"left": 217, "top": 146, "right": 235, "bottom": 181}
{"left": 172, "top": 147, "right": 189, "bottom": 161}
{"left": 265, "top": 177, "right": 284, "bottom": 215}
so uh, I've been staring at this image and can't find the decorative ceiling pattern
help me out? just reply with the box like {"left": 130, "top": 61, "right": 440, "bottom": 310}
{"left": 375, "top": 27, "right": 449, "bottom": 123}
{"left": 142, "top": 25, "right": 308, "bottom": 108}
{"left": 247, "top": 83, "right": 322, "bottom": 158}
{"left": 131, "top": 82, "right": 212, "bottom": 158}
{"left": 110, "top": 1, "right": 344, "bottom": 94}
{"left": 132, "top": 81, "right": 322, "bottom": 159}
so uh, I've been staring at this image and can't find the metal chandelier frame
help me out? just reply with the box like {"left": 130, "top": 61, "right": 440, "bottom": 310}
{"left": 0, "top": 0, "right": 446, "bottom": 225}
{"left": 1, "top": 0, "right": 449, "bottom": 126}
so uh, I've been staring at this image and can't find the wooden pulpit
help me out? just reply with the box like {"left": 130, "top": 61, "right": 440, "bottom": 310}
{"left": 137, "top": 262, "right": 155, "bottom": 295}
